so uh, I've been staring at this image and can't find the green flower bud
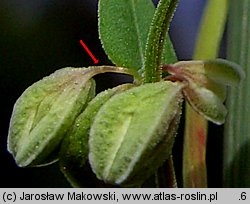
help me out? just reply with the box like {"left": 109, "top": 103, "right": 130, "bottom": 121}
{"left": 89, "top": 81, "right": 184, "bottom": 187}
{"left": 8, "top": 68, "right": 96, "bottom": 167}
{"left": 59, "top": 83, "right": 134, "bottom": 187}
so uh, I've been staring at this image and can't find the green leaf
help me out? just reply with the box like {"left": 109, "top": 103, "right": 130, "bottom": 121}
{"left": 98, "top": 0, "right": 177, "bottom": 73}
{"left": 89, "top": 81, "right": 184, "bottom": 186}
{"left": 99, "top": 0, "right": 153, "bottom": 70}
{"left": 183, "top": 81, "right": 227, "bottom": 125}
{"left": 59, "top": 83, "right": 134, "bottom": 187}
{"left": 7, "top": 68, "right": 96, "bottom": 167}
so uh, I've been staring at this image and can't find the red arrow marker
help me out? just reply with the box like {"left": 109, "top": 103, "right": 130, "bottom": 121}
{"left": 79, "top": 39, "right": 99, "bottom": 64}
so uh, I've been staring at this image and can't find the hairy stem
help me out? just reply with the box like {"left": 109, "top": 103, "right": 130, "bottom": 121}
{"left": 143, "top": 0, "right": 179, "bottom": 83}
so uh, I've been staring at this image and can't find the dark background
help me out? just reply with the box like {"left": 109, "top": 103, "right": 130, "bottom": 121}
{"left": 1, "top": 0, "right": 223, "bottom": 187}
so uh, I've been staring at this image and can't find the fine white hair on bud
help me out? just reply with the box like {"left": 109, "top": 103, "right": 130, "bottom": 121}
{"left": 8, "top": 68, "right": 96, "bottom": 167}
{"left": 89, "top": 81, "right": 184, "bottom": 187}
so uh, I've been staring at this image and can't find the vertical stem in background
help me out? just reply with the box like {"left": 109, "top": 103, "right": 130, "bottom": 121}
{"left": 156, "top": 156, "right": 177, "bottom": 188}
{"left": 224, "top": 0, "right": 250, "bottom": 187}
{"left": 183, "top": 0, "right": 228, "bottom": 187}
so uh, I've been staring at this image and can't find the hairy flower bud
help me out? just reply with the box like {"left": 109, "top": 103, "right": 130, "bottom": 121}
{"left": 59, "top": 83, "right": 134, "bottom": 187}
{"left": 89, "top": 81, "right": 184, "bottom": 186}
{"left": 8, "top": 68, "right": 96, "bottom": 167}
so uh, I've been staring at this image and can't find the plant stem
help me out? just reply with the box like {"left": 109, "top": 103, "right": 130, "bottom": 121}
{"left": 223, "top": 0, "right": 250, "bottom": 187}
{"left": 143, "top": 0, "right": 179, "bottom": 83}
{"left": 183, "top": 0, "right": 228, "bottom": 187}
{"left": 155, "top": 155, "right": 177, "bottom": 187}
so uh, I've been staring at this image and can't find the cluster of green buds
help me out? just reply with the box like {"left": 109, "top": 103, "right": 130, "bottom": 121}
{"left": 7, "top": 58, "right": 244, "bottom": 187}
